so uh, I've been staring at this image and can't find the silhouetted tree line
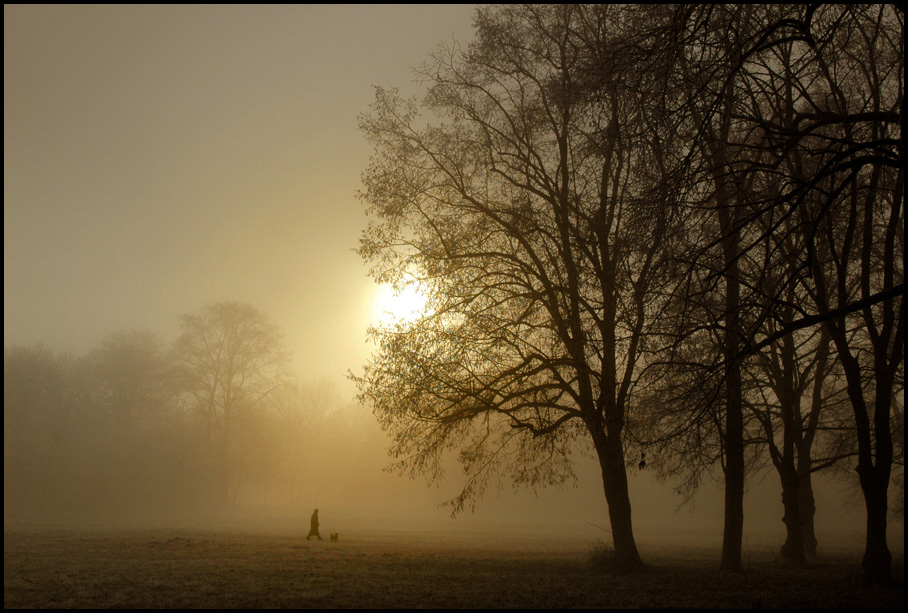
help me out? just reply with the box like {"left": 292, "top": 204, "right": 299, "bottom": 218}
{"left": 4, "top": 302, "right": 333, "bottom": 521}
{"left": 355, "top": 5, "right": 902, "bottom": 581}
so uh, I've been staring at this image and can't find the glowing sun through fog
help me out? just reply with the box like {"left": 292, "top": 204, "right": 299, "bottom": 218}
{"left": 372, "top": 283, "right": 430, "bottom": 325}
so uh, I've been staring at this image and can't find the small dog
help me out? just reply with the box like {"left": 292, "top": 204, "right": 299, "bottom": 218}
{"left": 329, "top": 533, "right": 339, "bottom": 542}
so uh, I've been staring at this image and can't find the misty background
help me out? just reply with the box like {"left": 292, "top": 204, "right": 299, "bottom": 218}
{"left": 3, "top": 5, "right": 891, "bottom": 550}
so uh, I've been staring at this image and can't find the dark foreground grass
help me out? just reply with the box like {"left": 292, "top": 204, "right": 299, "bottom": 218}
{"left": 4, "top": 527, "right": 903, "bottom": 608}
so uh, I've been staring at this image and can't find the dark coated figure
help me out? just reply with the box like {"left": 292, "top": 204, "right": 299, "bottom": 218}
{"left": 307, "top": 508, "right": 322, "bottom": 540}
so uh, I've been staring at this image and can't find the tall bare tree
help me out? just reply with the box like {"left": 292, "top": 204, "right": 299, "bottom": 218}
{"left": 638, "top": 4, "right": 901, "bottom": 577}
{"left": 355, "top": 5, "right": 683, "bottom": 568}
{"left": 740, "top": 5, "right": 903, "bottom": 581}
{"left": 175, "top": 302, "right": 290, "bottom": 505}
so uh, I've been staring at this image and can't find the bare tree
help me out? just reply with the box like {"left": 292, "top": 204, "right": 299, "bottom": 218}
{"left": 744, "top": 315, "right": 853, "bottom": 560}
{"left": 743, "top": 5, "right": 903, "bottom": 581}
{"left": 633, "top": 3, "right": 773, "bottom": 571}
{"left": 174, "top": 302, "right": 290, "bottom": 505}
{"left": 270, "top": 379, "right": 333, "bottom": 506}
{"left": 637, "top": 4, "right": 901, "bottom": 577}
{"left": 4, "top": 344, "right": 78, "bottom": 515}
{"left": 85, "top": 330, "right": 178, "bottom": 508}
{"left": 355, "top": 5, "right": 684, "bottom": 568}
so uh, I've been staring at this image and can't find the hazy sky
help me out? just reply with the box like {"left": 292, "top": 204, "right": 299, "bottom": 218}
{"left": 4, "top": 4, "right": 477, "bottom": 392}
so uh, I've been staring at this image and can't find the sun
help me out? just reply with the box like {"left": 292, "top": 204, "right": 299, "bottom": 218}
{"left": 372, "top": 283, "right": 429, "bottom": 325}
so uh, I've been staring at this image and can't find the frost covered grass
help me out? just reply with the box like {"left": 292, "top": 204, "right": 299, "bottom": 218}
{"left": 4, "top": 526, "right": 903, "bottom": 608}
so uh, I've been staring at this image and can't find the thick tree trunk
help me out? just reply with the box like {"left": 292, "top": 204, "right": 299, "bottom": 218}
{"left": 776, "top": 325, "right": 807, "bottom": 563}
{"left": 836, "top": 342, "right": 894, "bottom": 583}
{"left": 827, "top": 327, "right": 894, "bottom": 583}
{"left": 593, "top": 431, "right": 644, "bottom": 570}
{"left": 860, "top": 464, "right": 892, "bottom": 583}
{"left": 779, "top": 466, "right": 805, "bottom": 562}
{"left": 797, "top": 471, "right": 818, "bottom": 557}
{"left": 720, "top": 414, "right": 745, "bottom": 571}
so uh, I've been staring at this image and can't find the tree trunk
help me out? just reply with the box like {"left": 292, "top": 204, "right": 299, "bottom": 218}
{"left": 720, "top": 417, "right": 745, "bottom": 571}
{"left": 777, "top": 321, "right": 806, "bottom": 563}
{"left": 797, "top": 465, "right": 818, "bottom": 557}
{"left": 860, "top": 464, "right": 892, "bottom": 583}
{"left": 779, "top": 465, "right": 805, "bottom": 562}
{"left": 859, "top": 378, "right": 894, "bottom": 584}
{"left": 831, "top": 332, "right": 894, "bottom": 583}
{"left": 798, "top": 328, "right": 828, "bottom": 560}
{"left": 719, "top": 208, "right": 745, "bottom": 572}
{"left": 593, "top": 431, "right": 645, "bottom": 569}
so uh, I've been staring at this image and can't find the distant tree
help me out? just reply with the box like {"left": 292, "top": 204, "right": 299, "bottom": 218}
{"left": 87, "top": 331, "right": 171, "bottom": 426}
{"left": 271, "top": 379, "right": 333, "bottom": 507}
{"left": 84, "top": 330, "right": 181, "bottom": 508}
{"left": 174, "top": 302, "right": 290, "bottom": 505}
{"left": 3, "top": 343, "right": 85, "bottom": 515}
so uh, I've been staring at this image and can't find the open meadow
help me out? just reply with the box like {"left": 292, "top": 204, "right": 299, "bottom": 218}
{"left": 4, "top": 523, "right": 903, "bottom": 609}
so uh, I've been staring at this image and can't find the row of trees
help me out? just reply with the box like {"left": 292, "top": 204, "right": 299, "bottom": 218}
{"left": 4, "top": 302, "right": 334, "bottom": 519}
{"left": 354, "top": 4, "right": 902, "bottom": 581}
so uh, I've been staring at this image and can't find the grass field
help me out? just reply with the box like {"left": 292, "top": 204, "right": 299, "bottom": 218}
{"left": 4, "top": 525, "right": 903, "bottom": 608}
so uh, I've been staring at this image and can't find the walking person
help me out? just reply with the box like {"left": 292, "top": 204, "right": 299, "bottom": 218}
{"left": 307, "top": 508, "right": 322, "bottom": 541}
